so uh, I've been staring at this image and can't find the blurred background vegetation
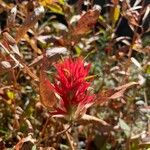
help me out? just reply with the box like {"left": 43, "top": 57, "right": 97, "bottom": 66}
{"left": 0, "top": 0, "right": 150, "bottom": 149}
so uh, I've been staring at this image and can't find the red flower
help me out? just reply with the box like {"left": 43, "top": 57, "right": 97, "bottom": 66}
{"left": 52, "top": 57, "right": 95, "bottom": 120}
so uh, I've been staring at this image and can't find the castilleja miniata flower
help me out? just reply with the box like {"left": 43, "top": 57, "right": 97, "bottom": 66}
{"left": 52, "top": 57, "right": 95, "bottom": 120}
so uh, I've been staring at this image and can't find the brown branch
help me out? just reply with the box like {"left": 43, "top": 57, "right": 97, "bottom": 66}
{"left": 63, "top": 125, "right": 75, "bottom": 150}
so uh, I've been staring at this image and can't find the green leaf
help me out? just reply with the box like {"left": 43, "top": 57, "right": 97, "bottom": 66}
{"left": 32, "top": 145, "right": 37, "bottom": 150}
{"left": 58, "top": 0, "right": 65, "bottom": 5}
{"left": 112, "top": 5, "right": 120, "bottom": 26}
{"left": 6, "top": 90, "right": 15, "bottom": 100}
{"left": 75, "top": 46, "right": 82, "bottom": 56}
{"left": 0, "top": 128, "right": 7, "bottom": 134}
{"left": 48, "top": 3, "right": 64, "bottom": 14}
{"left": 146, "top": 65, "right": 150, "bottom": 74}
{"left": 119, "top": 118, "right": 131, "bottom": 137}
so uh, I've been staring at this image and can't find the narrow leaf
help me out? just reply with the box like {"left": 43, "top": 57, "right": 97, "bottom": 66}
{"left": 72, "top": 5, "right": 100, "bottom": 35}
{"left": 15, "top": 6, "right": 44, "bottom": 42}
{"left": 112, "top": 5, "right": 120, "bottom": 25}
{"left": 39, "top": 69, "right": 56, "bottom": 108}
{"left": 119, "top": 118, "right": 131, "bottom": 137}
